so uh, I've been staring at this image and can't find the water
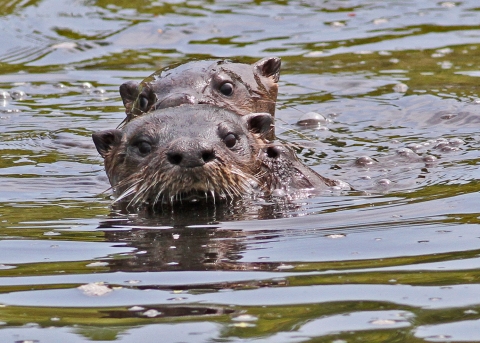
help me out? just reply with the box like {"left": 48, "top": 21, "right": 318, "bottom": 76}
{"left": 0, "top": 0, "right": 479, "bottom": 341}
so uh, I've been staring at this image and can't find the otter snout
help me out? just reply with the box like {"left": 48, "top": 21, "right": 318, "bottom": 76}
{"left": 166, "top": 138, "right": 216, "bottom": 168}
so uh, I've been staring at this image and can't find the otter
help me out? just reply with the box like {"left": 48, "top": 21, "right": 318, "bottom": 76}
{"left": 259, "top": 143, "right": 345, "bottom": 192}
{"left": 119, "top": 57, "right": 281, "bottom": 126}
{"left": 92, "top": 104, "right": 343, "bottom": 208}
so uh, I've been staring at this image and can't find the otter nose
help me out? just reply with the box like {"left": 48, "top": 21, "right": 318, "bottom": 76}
{"left": 166, "top": 139, "right": 216, "bottom": 168}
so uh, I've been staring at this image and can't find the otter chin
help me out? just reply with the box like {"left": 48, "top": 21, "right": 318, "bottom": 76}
{"left": 92, "top": 104, "right": 274, "bottom": 207}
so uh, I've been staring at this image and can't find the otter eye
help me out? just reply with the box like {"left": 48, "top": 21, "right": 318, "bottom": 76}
{"left": 219, "top": 82, "right": 234, "bottom": 96}
{"left": 138, "top": 95, "right": 149, "bottom": 112}
{"left": 223, "top": 133, "right": 237, "bottom": 148}
{"left": 136, "top": 141, "right": 152, "bottom": 155}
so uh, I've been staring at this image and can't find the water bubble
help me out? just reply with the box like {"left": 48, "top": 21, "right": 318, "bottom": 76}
{"left": 92, "top": 88, "right": 106, "bottom": 94}
{"left": 297, "top": 112, "right": 328, "bottom": 127}
{"left": 377, "top": 179, "right": 392, "bottom": 186}
{"left": 423, "top": 155, "right": 437, "bottom": 163}
{"left": 396, "top": 148, "right": 416, "bottom": 157}
{"left": 423, "top": 140, "right": 434, "bottom": 147}
{"left": 81, "top": 82, "right": 93, "bottom": 89}
{"left": 355, "top": 156, "right": 375, "bottom": 166}
{"left": 0, "top": 91, "right": 10, "bottom": 99}
{"left": 406, "top": 143, "right": 423, "bottom": 151}
{"left": 448, "top": 138, "right": 464, "bottom": 146}
{"left": 78, "top": 282, "right": 112, "bottom": 296}
{"left": 10, "top": 90, "right": 26, "bottom": 99}
{"left": 143, "top": 309, "right": 162, "bottom": 317}
{"left": 434, "top": 141, "right": 449, "bottom": 149}
{"left": 43, "top": 231, "right": 60, "bottom": 236}
{"left": 440, "top": 145, "right": 460, "bottom": 152}
{"left": 393, "top": 83, "right": 408, "bottom": 92}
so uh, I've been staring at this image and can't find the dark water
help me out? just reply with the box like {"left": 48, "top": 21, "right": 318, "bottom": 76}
{"left": 1, "top": 0, "right": 480, "bottom": 342}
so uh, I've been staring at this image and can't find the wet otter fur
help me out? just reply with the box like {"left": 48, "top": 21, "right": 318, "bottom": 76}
{"left": 119, "top": 57, "right": 281, "bottom": 126}
{"left": 93, "top": 104, "right": 344, "bottom": 208}
{"left": 259, "top": 143, "right": 344, "bottom": 192}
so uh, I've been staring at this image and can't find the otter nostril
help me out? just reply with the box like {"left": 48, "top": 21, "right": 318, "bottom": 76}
{"left": 167, "top": 152, "right": 183, "bottom": 165}
{"left": 266, "top": 146, "right": 280, "bottom": 158}
{"left": 202, "top": 150, "right": 215, "bottom": 163}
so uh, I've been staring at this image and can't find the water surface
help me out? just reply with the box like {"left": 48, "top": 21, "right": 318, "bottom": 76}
{"left": 1, "top": 0, "right": 480, "bottom": 342}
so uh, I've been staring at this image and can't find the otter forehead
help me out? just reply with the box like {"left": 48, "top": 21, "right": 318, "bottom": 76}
{"left": 123, "top": 104, "right": 245, "bottom": 142}
{"left": 147, "top": 61, "right": 214, "bottom": 92}
{"left": 146, "top": 60, "right": 261, "bottom": 94}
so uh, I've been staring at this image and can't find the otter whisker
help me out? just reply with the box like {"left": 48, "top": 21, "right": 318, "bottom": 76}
{"left": 115, "top": 179, "right": 143, "bottom": 203}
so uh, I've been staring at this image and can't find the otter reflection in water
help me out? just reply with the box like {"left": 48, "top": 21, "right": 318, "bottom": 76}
{"left": 92, "top": 104, "right": 348, "bottom": 210}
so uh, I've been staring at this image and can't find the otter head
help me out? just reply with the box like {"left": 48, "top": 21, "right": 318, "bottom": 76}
{"left": 119, "top": 57, "right": 281, "bottom": 125}
{"left": 92, "top": 104, "right": 274, "bottom": 207}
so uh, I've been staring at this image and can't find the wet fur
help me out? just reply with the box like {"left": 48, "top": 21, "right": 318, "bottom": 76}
{"left": 119, "top": 57, "right": 281, "bottom": 128}
{"left": 95, "top": 105, "right": 271, "bottom": 208}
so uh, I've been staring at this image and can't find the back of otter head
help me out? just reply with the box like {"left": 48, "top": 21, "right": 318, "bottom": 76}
{"left": 119, "top": 57, "right": 281, "bottom": 123}
{"left": 92, "top": 105, "right": 274, "bottom": 208}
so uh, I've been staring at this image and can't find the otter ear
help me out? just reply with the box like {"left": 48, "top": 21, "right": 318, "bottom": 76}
{"left": 119, "top": 81, "right": 139, "bottom": 112}
{"left": 253, "top": 57, "right": 281, "bottom": 83}
{"left": 244, "top": 112, "right": 274, "bottom": 136}
{"left": 92, "top": 129, "right": 123, "bottom": 158}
